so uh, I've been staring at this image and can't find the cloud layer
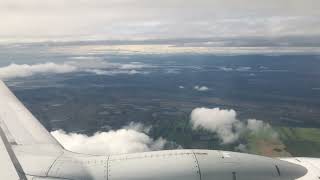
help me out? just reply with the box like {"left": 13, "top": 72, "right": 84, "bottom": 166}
{"left": 1, "top": 0, "right": 320, "bottom": 43}
{"left": 51, "top": 123, "right": 166, "bottom": 155}
{"left": 0, "top": 59, "right": 150, "bottom": 79}
{"left": 190, "top": 107, "right": 276, "bottom": 144}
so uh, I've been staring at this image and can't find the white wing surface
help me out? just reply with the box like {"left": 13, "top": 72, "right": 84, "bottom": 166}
{"left": 0, "top": 80, "right": 64, "bottom": 179}
{"left": 0, "top": 81, "right": 62, "bottom": 147}
{"left": 0, "top": 126, "right": 27, "bottom": 180}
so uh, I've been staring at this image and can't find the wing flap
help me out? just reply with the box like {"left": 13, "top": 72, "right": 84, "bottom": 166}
{"left": 0, "top": 124, "right": 27, "bottom": 180}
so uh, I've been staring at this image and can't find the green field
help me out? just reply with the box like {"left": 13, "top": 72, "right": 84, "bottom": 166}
{"left": 276, "top": 127, "right": 320, "bottom": 157}
{"left": 150, "top": 116, "right": 320, "bottom": 158}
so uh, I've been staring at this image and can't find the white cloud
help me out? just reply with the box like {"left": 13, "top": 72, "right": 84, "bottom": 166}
{"left": 51, "top": 123, "right": 166, "bottom": 155}
{"left": 236, "top": 66, "right": 251, "bottom": 72}
{"left": 219, "top": 66, "right": 251, "bottom": 72}
{"left": 84, "top": 69, "right": 143, "bottom": 76}
{"left": 191, "top": 107, "right": 242, "bottom": 144}
{"left": 0, "top": 62, "right": 77, "bottom": 79}
{"left": 0, "top": 60, "right": 151, "bottom": 79}
{"left": 194, "top": 85, "right": 209, "bottom": 91}
{"left": 219, "top": 67, "right": 233, "bottom": 72}
{"left": 119, "top": 63, "right": 148, "bottom": 70}
{"left": 68, "top": 56, "right": 99, "bottom": 60}
{"left": 190, "top": 107, "right": 276, "bottom": 144}
{"left": 179, "top": 86, "right": 184, "bottom": 89}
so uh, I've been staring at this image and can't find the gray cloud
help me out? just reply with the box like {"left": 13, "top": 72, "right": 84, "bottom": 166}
{"left": 1, "top": 0, "right": 320, "bottom": 44}
{"left": 234, "top": 143, "right": 248, "bottom": 152}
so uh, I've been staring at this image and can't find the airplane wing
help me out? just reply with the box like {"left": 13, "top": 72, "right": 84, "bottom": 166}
{"left": 0, "top": 81, "right": 62, "bottom": 148}
{"left": 0, "top": 80, "right": 64, "bottom": 179}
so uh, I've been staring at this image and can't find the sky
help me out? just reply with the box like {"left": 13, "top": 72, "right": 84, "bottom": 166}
{"left": 1, "top": 0, "right": 320, "bottom": 43}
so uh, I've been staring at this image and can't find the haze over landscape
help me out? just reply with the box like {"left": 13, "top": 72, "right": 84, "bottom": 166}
{"left": 1, "top": 0, "right": 320, "bottom": 157}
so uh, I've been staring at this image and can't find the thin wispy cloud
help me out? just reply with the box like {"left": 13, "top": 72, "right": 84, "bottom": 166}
{"left": 219, "top": 66, "right": 252, "bottom": 72}
{"left": 0, "top": 59, "right": 151, "bottom": 79}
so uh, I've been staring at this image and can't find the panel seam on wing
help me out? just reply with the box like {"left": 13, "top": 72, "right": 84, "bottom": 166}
{"left": 46, "top": 150, "right": 65, "bottom": 177}
{"left": 192, "top": 150, "right": 202, "bottom": 180}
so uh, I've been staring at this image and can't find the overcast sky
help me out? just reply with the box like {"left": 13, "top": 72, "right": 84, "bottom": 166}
{"left": 1, "top": 0, "right": 320, "bottom": 43}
